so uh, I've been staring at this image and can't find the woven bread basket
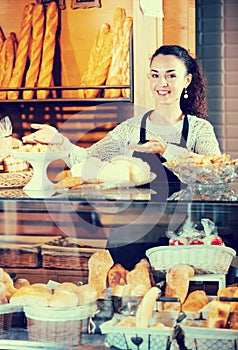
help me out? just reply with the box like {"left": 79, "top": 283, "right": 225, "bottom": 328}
{"left": 0, "top": 170, "right": 32, "bottom": 188}
{"left": 24, "top": 303, "right": 97, "bottom": 345}
{"left": 0, "top": 305, "right": 23, "bottom": 338}
{"left": 146, "top": 245, "right": 236, "bottom": 274}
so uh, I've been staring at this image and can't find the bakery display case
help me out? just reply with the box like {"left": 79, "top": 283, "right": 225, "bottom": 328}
{"left": 0, "top": 179, "right": 237, "bottom": 348}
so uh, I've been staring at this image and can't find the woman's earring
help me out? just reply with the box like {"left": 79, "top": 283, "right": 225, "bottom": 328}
{"left": 184, "top": 88, "right": 188, "bottom": 99}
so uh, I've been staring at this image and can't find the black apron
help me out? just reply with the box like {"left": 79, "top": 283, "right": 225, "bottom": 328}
{"left": 107, "top": 111, "right": 189, "bottom": 269}
{"left": 133, "top": 110, "right": 189, "bottom": 185}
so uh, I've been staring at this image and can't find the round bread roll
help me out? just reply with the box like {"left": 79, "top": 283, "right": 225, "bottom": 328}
{"left": 0, "top": 282, "right": 7, "bottom": 303}
{"left": 98, "top": 161, "right": 131, "bottom": 185}
{"left": 54, "top": 282, "right": 79, "bottom": 294}
{"left": 76, "top": 284, "right": 98, "bottom": 306}
{"left": 110, "top": 156, "right": 151, "bottom": 184}
{"left": 49, "top": 290, "right": 78, "bottom": 308}
{"left": 71, "top": 157, "right": 105, "bottom": 182}
{"left": 14, "top": 278, "right": 30, "bottom": 289}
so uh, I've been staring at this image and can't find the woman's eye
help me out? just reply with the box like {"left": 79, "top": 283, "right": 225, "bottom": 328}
{"left": 151, "top": 73, "right": 159, "bottom": 79}
{"left": 167, "top": 74, "right": 176, "bottom": 79}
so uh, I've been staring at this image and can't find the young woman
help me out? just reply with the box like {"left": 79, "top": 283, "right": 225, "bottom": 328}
{"left": 23, "top": 45, "right": 221, "bottom": 179}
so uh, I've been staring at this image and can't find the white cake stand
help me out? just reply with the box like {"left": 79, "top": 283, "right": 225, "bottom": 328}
{"left": 12, "top": 151, "right": 68, "bottom": 197}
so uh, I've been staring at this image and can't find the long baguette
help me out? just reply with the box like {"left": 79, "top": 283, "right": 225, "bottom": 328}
{"left": 78, "top": 23, "right": 113, "bottom": 99}
{"left": 0, "top": 35, "right": 16, "bottom": 99}
{"left": 7, "top": 3, "right": 35, "bottom": 100}
{"left": 23, "top": 3, "right": 45, "bottom": 100}
{"left": 104, "top": 8, "right": 126, "bottom": 98}
{"left": 135, "top": 286, "right": 159, "bottom": 328}
{"left": 121, "top": 17, "right": 133, "bottom": 98}
{"left": 0, "top": 26, "right": 6, "bottom": 53}
{"left": 37, "top": 1, "right": 59, "bottom": 99}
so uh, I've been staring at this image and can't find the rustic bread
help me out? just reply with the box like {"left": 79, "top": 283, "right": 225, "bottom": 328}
{"left": 8, "top": 3, "right": 35, "bottom": 100}
{"left": 0, "top": 35, "right": 16, "bottom": 99}
{"left": 121, "top": 16, "right": 133, "bottom": 98}
{"left": 182, "top": 290, "right": 209, "bottom": 312}
{"left": 37, "top": 1, "right": 59, "bottom": 99}
{"left": 23, "top": 3, "right": 45, "bottom": 100}
{"left": 79, "top": 23, "right": 113, "bottom": 99}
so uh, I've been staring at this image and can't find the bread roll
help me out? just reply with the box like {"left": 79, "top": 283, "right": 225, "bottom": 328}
{"left": 79, "top": 23, "right": 113, "bottom": 99}
{"left": 10, "top": 283, "right": 52, "bottom": 306}
{"left": 116, "top": 316, "right": 136, "bottom": 327}
{"left": 104, "top": 8, "right": 126, "bottom": 98}
{"left": 0, "top": 35, "right": 16, "bottom": 99}
{"left": 8, "top": 3, "right": 35, "bottom": 100}
{"left": 121, "top": 16, "right": 133, "bottom": 98}
{"left": 182, "top": 290, "right": 209, "bottom": 312}
{"left": 0, "top": 282, "right": 7, "bottom": 303}
{"left": 108, "top": 263, "right": 128, "bottom": 288}
{"left": 23, "top": 3, "right": 45, "bottom": 100}
{"left": 37, "top": 1, "right": 59, "bottom": 99}
{"left": 14, "top": 278, "right": 30, "bottom": 289}
{"left": 164, "top": 264, "right": 195, "bottom": 311}
{"left": 135, "top": 287, "right": 159, "bottom": 328}
{"left": 206, "top": 300, "right": 231, "bottom": 328}
{"left": 54, "top": 282, "right": 79, "bottom": 294}
{"left": 88, "top": 250, "right": 114, "bottom": 297}
{"left": 49, "top": 290, "right": 78, "bottom": 308}
{"left": 76, "top": 284, "right": 98, "bottom": 305}
{"left": 126, "top": 264, "right": 152, "bottom": 291}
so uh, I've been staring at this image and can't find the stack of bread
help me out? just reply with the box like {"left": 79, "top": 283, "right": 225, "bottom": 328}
{"left": 0, "top": 1, "right": 59, "bottom": 100}
{"left": 78, "top": 7, "right": 133, "bottom": 99}
{"left": 54, "top": 155, "right": 151, "bottom": 189}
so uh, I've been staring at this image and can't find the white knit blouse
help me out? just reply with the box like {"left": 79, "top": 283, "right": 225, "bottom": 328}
{"left": 64, "top": 113, "right": 221, "bottom": 168}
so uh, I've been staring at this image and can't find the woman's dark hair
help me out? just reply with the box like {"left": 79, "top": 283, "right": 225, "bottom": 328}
{"left": 150, "top": 45, "right": 207, "bottom": 119}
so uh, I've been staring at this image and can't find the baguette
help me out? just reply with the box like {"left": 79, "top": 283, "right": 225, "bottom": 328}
{"left": 8, "top": 3, "right": 35, "bottom": 100}
{"left": 37, "top": 1, "right": 59, "bottom": 99}
{"left": 0, "top": 35, "right": 16, "bottom": 99}
{"left": 104, "top": 8, "right": 126, "bottom": 98}
{"left": 78, "top": 23, "right": 113, "bottom": 99}
{"left": 135, "top": 287, "right": 159, "bottom": 328}
{"left": 23, "top": 3, "right": 45, "bottom": 100}
{"left": 0, "top": 26, "right": 6, "bottom": 53}
{"left": 121, "top": 16, "right": 133, "bottom": 98}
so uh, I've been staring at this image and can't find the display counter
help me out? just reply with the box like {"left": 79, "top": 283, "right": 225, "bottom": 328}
{"left": 0, "top": 180, "right": 237, "bottom": 348}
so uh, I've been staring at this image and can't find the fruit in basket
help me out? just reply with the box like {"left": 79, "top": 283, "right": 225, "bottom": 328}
{"left": 14, "top": 278, "right": 30, "bottom": 289}
{"left": 210, "top": 235, "right": 224, "bottom": 246}
{"left": 169, "top": 238, "right": 184, "bottom": 246}
{"left": 190, "top": 238, "right": 204, "bottom": 245}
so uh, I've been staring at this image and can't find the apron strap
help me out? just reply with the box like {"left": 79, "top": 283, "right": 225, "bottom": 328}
{"left": 139, "top": 111, "right": 189, "bottom": 145}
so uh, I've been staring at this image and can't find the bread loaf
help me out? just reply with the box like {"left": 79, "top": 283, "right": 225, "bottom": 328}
{"left": 10, "top": 283, "right": 52, "bottom": 306}
{"left": 164, "top": 264, "right": 195, "bottom": 311}
{"left": 135, "top": 287, "right": 159, "bottom": 328}
{"left": 104, "top": 8, "right": 126, "bottom": 98}
{"left": 88, "top": 250, "right": 114, "bottom": 298}
{"left": 108, "top": 263, "right": 128, "bottom": 288}
{"left": 79, "top": 23, "right": 113, "bottom": 99}
{"left": 8, "top": 3, "right": 35, "bottom": 100}
{"left": 23, "top": 3, "right": 45, "bottom": 100}
{"left": 0, "top": 35, "right": 16, "bottom": 99}
{"left": 182, "top": 290, "right": 209, "bottom": 312}
{"left": 37, "top": 1, "right": 59, "bottom": 99}
{"left": 206, "top": 300, "right": 231, "bottom": 328}
{"left": 49, "top": 290, "right": 78, "bottom": 308}
{"left": 0, "top": 26, "right": 6, "bottom": 53}
{"left": 76, "top": 284, "right": 98, "bottom": 305}
{"left": 126, "top": 264, "right": 152, "bottom": 291}
{"left": 121, "top": 16, "right": 133, "bottom": 98}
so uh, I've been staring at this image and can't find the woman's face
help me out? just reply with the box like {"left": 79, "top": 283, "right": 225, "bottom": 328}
{"left": 149, "top": 54, "right": 192, "bottom": 106}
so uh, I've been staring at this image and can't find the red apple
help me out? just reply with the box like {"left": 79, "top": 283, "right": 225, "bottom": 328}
{"left": 190, "top": 238, "right": 204, "bottom": 245}
{"left": 169, "top": 239, "right": 184, "bottom": 246}
{"left": 210, "top": 236, "right": 224, "bottom": 246}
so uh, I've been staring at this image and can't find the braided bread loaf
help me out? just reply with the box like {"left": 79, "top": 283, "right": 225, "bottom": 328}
{"left": 121, "top": 17, "right": 133, "bottom": 98}
{"left": 78, "top": 23, "right": 113, "bottom": 99}
{"left": 37, "top": 1, "right": 59, "bottom": 99}
{"left": 0, "top": 35, "right": 16, "bottom": 99}
{"left": 23, "top": 3, "right": 45, "bottom": 100}
{"left": 104, "top": 8, "right": 126, "bottom": 98}
{"left": 7, "top": 3, "right": 35, "bottom": 100}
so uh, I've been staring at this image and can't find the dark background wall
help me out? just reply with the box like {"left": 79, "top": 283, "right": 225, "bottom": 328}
{"left": 196, "top": 0, "right": 238, "bottom": 158}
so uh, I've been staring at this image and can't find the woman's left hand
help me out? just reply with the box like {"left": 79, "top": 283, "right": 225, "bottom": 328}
{"left": 128, "top": 138, "right": 167, "bottom": 156}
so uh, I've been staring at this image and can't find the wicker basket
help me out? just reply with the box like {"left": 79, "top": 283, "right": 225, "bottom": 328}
{"left": 0, "top": 243, "right": 41, "bottom": 268}
{"left": 0, "top": 170, "right": 32, "bottom": 188}
{"left": 146, "top": 245, "right": 236, "bottom": 274}
{"left": 0, "top": 305, "right": 23, "bottom": 338}
{"left": 24, "top": 303, "right": 97, "bottom": 345}
{"left": 41, "top": 244, "right": 99, "bottom": 270}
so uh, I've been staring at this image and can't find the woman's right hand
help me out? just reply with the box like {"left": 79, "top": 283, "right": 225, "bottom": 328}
{"left": 22, "top": 124, "right": 64, "bottom": 145}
